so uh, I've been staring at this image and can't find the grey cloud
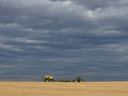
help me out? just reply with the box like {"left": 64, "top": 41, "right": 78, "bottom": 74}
{"left": 0, "top": 0, "right": 128, "bottom": 57}
{"left": 0, "top": 0, "right": 128, "bottom": 81}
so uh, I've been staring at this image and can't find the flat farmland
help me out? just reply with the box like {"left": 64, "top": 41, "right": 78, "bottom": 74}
{"left": 0, "top": 81, "right": 128, "bottom": 96}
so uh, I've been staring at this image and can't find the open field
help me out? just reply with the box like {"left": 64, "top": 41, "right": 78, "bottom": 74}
{"left": 0, "top": 81, "right": 128, "bottom": 96}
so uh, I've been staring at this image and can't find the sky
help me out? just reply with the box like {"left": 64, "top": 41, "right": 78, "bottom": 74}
{"left": 0, "top": 0, "right": 128, "bottom": 81}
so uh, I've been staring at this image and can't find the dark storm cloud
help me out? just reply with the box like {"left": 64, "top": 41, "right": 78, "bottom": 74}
{"left": 0, "top": 0, "right": 128, "bottom": 81}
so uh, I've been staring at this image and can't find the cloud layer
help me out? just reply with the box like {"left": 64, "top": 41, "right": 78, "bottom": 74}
{"left": 0, "top": 0, "right": 128, "bottom": 81}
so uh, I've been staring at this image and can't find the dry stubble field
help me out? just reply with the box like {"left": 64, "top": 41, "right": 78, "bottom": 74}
{"left": 0, "top": 81, "right": 128, "bottom": 96}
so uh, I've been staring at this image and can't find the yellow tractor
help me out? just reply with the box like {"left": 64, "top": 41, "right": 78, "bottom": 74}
{"left": 44, "top": 75, "right": 54, "bottom": 82}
